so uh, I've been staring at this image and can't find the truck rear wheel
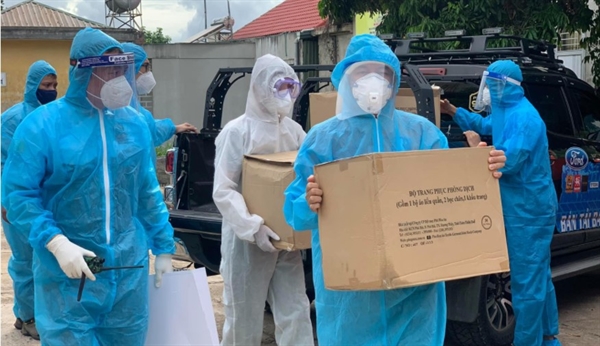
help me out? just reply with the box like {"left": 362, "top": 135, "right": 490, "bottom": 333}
{"left": 446, "top": 273, "right": 515, "bottom": 346}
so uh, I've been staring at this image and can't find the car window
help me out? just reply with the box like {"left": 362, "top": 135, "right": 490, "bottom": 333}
{"left": 436, "top": 81, "right": 488, "bottom": 139}
{"left": 524, "top": 83, "right": 573, "bottom": 137}
{"left": 570, "top": 87, "right": 600, "bottom": 141}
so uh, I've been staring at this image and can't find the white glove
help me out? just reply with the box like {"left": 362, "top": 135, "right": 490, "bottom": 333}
{"left": 46, "top": 234, "right": 97, "bottom": 280}
{"left": 254, "top": 225, "right": 280, "bottom": 253}
{"left": 154, "top": 254, "right": 173, "bottom": 288}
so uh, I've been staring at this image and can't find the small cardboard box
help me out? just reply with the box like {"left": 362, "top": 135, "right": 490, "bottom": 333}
{"left": 242, "top": 151, "right": 311, "bottom": 251}
{"left": 314, "top": 147, "right": 509, "bottom": 291}
{"left": 309, "top": 86, "right": 442, "bottom": 127}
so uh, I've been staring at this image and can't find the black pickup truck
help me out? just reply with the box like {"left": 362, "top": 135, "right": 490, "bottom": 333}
{"left": 163, "top": 32, "right": 600, "bottom": 346}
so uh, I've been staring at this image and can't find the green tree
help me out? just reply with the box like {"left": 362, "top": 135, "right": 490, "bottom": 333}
{"left": 142, "top": 27, "right": 172, "bottom": 44}
{"left": 318, "top": 0, "right": 600, "bottom": 85}
{"left": 583, "top": 1, "right": 600, "bottom": 88}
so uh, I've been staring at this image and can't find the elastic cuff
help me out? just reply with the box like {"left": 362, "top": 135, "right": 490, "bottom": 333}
{"left": 151, "top": 243, "right": 176, "bottom": 257}
{"left": 167, "top": 119, "right": 176, "bottom": 136}
{"left": 31, "top": 228, "right": 62, "bottom": 251}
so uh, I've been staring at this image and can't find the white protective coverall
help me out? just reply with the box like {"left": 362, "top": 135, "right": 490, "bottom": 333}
{"left": 213, "top": 54, "right": 314, "bottom": 346}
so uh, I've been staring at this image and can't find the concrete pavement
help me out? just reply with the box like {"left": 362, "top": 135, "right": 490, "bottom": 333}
{"left": 2, "top": 229, "right": 599, "bottom": 345}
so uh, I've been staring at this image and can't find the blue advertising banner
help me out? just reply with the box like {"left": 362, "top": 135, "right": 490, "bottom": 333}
{"left": 557, "top": 146, "right": 600, "bottom": 232}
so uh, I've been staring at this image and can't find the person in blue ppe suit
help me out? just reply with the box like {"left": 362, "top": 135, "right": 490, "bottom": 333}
{"left": 283, "top": 34, "right": 507, "bottom": 345}
{"left": 440, "top": 60, "right": 560, "bottom": 346}
{"left": 1, "top": 27, "right": 175, "bottom": 345}
{"left": 121, "top": 42, "right": 198, "bottom": 148}
{"left": 1, "top": 59, "right": 57, "bottom": 340}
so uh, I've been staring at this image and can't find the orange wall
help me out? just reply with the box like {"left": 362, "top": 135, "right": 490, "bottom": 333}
{"left": 1, "top": 39, "right": 72, "bottom": 112}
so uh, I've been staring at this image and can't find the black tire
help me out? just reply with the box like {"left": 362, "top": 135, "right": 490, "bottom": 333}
{"left": 193, "top": 262, "right": 219, "bottom": 276}
{"left": 446, "top": 273, "right": 515, "bottom": 346}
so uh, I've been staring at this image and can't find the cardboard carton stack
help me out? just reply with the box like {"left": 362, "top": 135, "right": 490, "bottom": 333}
{"left": 309, "top": 86, "right": 442, "bottom": 127}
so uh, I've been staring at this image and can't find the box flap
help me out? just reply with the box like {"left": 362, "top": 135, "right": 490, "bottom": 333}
{"left": 244, "top": 151, "right": 298, "bottom": 165}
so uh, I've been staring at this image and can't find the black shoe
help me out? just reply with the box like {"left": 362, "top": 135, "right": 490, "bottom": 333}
{"left": 21, "top": 319, "right": 40, "bottom": 341}
{"left": 14, "top": 318, "right": 23, "bottom": 330}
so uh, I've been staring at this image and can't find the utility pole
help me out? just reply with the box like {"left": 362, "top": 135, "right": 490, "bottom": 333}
{"left": 204, "top": 0, "right": 207, "bottom": 29}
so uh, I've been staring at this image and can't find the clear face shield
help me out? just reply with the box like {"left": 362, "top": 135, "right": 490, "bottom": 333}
{"left": 135, "top": 60, "right": 156, "bottom": 95}
{"left": 473, "top": 70, "right": 521, "bottom": 111}
{"left": 74, "top": 53, "right": 138, "bottom": 111}
{"left": 336, "top": 61, "right": 397, "bottom": 119}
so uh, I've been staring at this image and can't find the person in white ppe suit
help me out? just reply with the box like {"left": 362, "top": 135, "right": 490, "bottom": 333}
{"left": 213, "top": 54, "right": 314, "bottom": 345}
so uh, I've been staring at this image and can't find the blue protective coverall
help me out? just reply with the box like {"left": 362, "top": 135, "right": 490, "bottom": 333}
{"left": 1, "top": 60, "right": 56, "bottom": 322}
{"left": 283, "top": 34, "right": 448, "bottom": 345}
{"left": 453, "top": 60, "right": 560, "bottom": 346}
{"left": 121, "top": 42, "right": 176, "bottom": 147}
{"left": 1, "top": 28, "right": 175, "bottom": 345}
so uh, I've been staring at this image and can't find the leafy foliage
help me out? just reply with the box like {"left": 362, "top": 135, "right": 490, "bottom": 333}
{"left": 155, "top": 143, "right": 172, "bottom": 158}
{"left": 319, "top": 0, "right": 600, "bottom": 85}
{"left": 142, "top": 27, "right": 172, "bottom": 44}
{"left": 582, "top": 1, "right": 600, "bottom": 87}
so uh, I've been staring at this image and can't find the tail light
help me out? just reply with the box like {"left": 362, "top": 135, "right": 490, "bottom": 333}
{"left": 165, "top": 148, "right": 175, "bottom": 174}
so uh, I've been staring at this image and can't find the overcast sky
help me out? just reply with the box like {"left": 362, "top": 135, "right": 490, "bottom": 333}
{"left": 5, "top": 0, "right": 284, "bottom": 42}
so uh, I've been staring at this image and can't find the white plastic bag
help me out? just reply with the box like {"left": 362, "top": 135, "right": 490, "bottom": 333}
{"left": 146, "top": 268, "right": 219, "bottom": 345}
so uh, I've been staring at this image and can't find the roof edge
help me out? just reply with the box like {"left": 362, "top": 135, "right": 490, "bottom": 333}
{"left": 1, "top": 26, "right": 141, "bottom": 42}
{"left": 233, "top": 18, "right": 330, "bottom": 40}
{"left": 1, "top": 0, "right": 34, "bottom": 13}
{"left": 2, "top": 0, "right": 110, "bottom": 28}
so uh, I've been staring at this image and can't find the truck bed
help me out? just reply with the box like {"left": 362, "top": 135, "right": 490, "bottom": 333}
{"left": 169, "top": 203, "right": 222, "bottom": 237}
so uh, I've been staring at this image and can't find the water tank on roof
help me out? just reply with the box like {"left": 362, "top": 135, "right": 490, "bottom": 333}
{"left": 211, "top": 16, "right": 235, "bottom": 30}
{"left": 105, "top": 0, "right": 141, "bottom": 14}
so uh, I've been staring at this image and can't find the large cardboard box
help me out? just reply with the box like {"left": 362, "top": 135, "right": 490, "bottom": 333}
{"left": 314, "top": 147, "right": 509, "bottom": 291}
{"left": 242, "top": 151, "right": 311, "bottom": 251}
{"left": 309, "top": 91, "right": 338, "bottom": 127}
{"left": 309, "top": 86, "right": 441, "bottom": 127}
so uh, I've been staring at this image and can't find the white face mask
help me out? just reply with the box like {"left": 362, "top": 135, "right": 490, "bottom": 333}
{"left": 88, "top": 73, "right": 133, "bottom": 110}
{"left": 136, "top": 71, "right": 156, "bottom": 95}
{"left": 352, "top": 73, "right": 392, "bottom": 114}
{"left": 482, "top": 87, "right": 491, "bottom": 107}
{"left": 275, "top": 94, "right": 293, "bottom": 118}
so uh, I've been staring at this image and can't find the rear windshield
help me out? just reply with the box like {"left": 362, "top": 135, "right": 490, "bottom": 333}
{"left": 436, "top": 81, "right": 490, "bottom": 147}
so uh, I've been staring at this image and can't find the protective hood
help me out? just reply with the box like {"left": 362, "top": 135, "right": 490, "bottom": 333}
{"left": 122, "top": 42, "right": 148, "bottom": 110}
{"left": 244, "top": 54, "right": 299, "bottom": 123}
{"left": 122, "top": 42, "right": 147, "bottom": 74}
{"left": 331, "top": 34, "right": 401, "bottom": 119}
{"left": 487, "top": 60, "right": 524, "bottom": 107}
{"left": 65, "top": 28, "right": 122, "bottom": 110}
{"left": 23, "top": 60, "right": 56, "bottom": 108}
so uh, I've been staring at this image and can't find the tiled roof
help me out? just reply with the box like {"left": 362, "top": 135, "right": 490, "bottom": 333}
{"left": 1, "top": 0, "right": 108, "bottom": 28}
{"left": 233, "top": 0, "right": 327, "bottom": 40}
